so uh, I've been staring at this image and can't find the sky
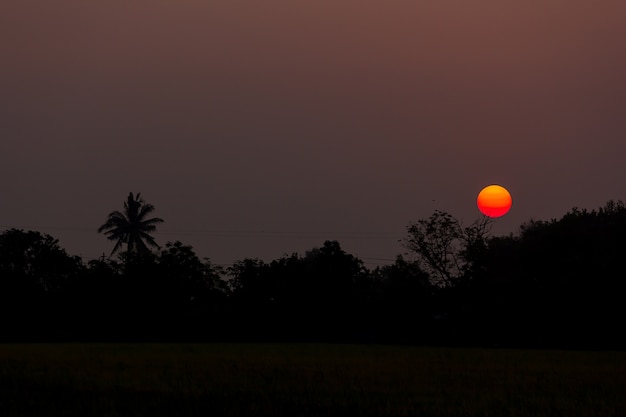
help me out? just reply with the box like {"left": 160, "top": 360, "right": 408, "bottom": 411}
{"left": 2, "top": 1, "right": 626, "bottom": 267}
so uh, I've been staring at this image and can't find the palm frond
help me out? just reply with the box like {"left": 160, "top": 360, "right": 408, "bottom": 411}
{"left": 140, "top": 217, "right": 164, "bottom": 229}
{"left": 110, "top": 238, "right": 125, "bottom": 256}
{"left": 140, "top": 232, "right": 161, "bottom": 249}
{"left": 138, "top": 204, "right": 157, "bottom": 219}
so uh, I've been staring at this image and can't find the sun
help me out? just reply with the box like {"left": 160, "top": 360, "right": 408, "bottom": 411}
{"left": 477, "top": 185, "right": 512, "bottom": 218}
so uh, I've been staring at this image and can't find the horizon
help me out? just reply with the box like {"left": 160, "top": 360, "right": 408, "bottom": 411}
{"left": 1, "top": 196, "right": 622, "bottom": 267}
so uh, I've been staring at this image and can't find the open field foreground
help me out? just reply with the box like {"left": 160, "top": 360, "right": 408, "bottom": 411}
{"left": 1, "top": 344, "right": 625, "bottom": 416}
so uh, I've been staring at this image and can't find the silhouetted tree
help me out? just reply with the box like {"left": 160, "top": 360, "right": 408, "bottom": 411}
{"left": 227, "top": 258, "right": 270, "bottom": 296}
{"left": 453, "top": 200, "right": 626, "bottom": 348}
{"left": 226, "top": 258, "right": 276, "bottom": 339}
{"left": 0, "top": 229, "right": 83, "bottom": 339}
{"left": 297, "top": 241, "right": 371, "bottom": 340}
{"left": 225, "top": 241, "right": 373, "bottom": 341}
{"left": 0, "top": 229, "right": 83, "bottom": 295}
{"left": 113, "top": 241, "right": 229, "bottom": 341}
{"left": 97, "top": 192, "right": 164, "bottom": 256}
{"left": 371, "top": 256, "right": 434, "bottom": 342}
{"left": 404, "top": 210, "right": 492, "bottom": 286}
{"left": 301, "top": 240, "right": 368, "bottom": 304}
{"left": 510, "top": 201, "right": 626, "bottom": 347}
{"left": 158, "top": 241, "right": 228, "bottom": 315}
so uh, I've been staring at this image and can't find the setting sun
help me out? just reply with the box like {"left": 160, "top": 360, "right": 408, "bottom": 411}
{"left": 477, "top": 185, "right": 512, "bottom": 218}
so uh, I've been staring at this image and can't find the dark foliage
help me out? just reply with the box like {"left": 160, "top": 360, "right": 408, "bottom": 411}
{"left": 1, "top": 200, "right": 625, "bottom": 348}
{"left": 226, "top": 241, "right": 376, "bottom": 342}
{"left": 0, "top": 229, "right": 84, "bottom": 340}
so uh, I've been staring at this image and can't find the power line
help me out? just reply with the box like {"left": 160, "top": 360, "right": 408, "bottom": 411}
{"left": 0, "top": 225, "right": 403, "bottom": 266}
{"left": 0, "top": 225, "right": 96, "bottom": 232}
{"left": 0, "top": 225, "right": 401, "bottom": 240}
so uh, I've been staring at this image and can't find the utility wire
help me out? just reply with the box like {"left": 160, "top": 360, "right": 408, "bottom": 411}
{"left": 1, "top": 225, "right": 403, "bottom": 266}
{"left": 0, "top": 225, "right": 401, "bottom": 240}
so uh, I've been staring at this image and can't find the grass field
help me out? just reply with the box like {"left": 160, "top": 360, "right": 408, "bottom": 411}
{"left": 0, "top": 343, "right": 624, "bottom": 416}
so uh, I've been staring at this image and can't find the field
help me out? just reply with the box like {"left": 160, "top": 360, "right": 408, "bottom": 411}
{"left": 0, "top": 343, "right": 624, "bottom": 416}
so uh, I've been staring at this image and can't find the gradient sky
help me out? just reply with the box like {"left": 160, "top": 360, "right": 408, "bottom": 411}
{"left": 2, "top": 1, "right": 626, "bottom": 267}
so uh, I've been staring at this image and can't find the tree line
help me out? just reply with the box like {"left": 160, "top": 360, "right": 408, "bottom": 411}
{"left": 1, "top": 193, "right": 625, "bottom": 348}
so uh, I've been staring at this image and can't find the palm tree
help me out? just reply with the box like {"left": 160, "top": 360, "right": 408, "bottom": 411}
{"left": 98, "top": 192, "right": 164, "bottom": 256}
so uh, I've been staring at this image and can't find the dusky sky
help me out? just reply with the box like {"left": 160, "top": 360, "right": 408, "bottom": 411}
{"left": 2, "top": 1, "right": 626, "bottom": 266}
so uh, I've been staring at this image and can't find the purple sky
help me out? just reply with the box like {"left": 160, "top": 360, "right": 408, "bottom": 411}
{"left": 2, "top": 1, "right": 626, "bottom": 267}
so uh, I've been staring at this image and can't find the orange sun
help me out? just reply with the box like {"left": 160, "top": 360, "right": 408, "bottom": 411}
{"left": 477, "top": 185, "right": 512, "bottom": 218}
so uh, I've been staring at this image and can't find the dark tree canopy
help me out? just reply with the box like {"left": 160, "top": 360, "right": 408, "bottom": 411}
{"left": 1, "top": 200, "right": 626, "bottom": 347}
{"left": 0, "top": 228, "right": 82, "bottom": 295}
